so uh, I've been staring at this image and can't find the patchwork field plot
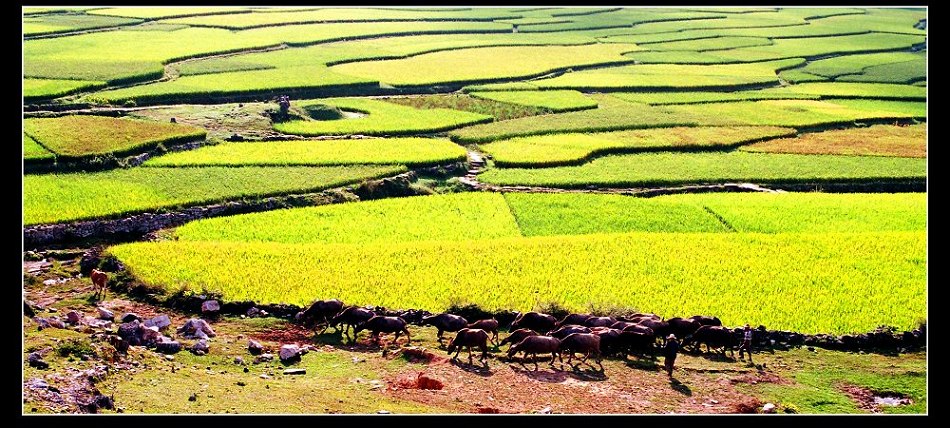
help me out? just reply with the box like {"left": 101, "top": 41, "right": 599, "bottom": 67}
{"left": 382, "top": 94, "right": 550, "bottom": 121}
{"left": 143, "top": 137, "right": 466, "bottom": 167}
{"left": 800, "top": 52, "right": 925, "bottom": 80}
{"left": 161, "top": 8, "right": 521, "bottom": 28}
{"left": 23, "top": 133, "right": 54, "bottom": 162}
{"left": 328, "top": 44, "right": 641, "bottom": 87}
{"left": 480, "top": 126, "right": 795, "bottom": 167}
{"left": 24, "top": 165, "right": 404, "bottom": 225}
{"left": 23, "top": 13, "right": 141, "bottom": 36}
{"left": 779, "top": 82, "right": 926, "bottom": 100}
{"left": 742, "top": 124, "right": 926, "bottom": 158}
{"left": 711, "top": 33, "right": 926, "bottom": 62}
{"left": 468, "top": 90, "right": 598, "bottom": 112}
{"left": 23, "top": 78, "right": 106, "bottom": 102}
{"left": 23, "top": 115, "right": 206, "bottom": 158}
{"left": 663, "top": 99, "right": 921, "bottom": 127}
{"left": 108, "top": 230, "right": 925, "bottom": 334}
{"left": 479, "top": 151, "right": 926, "bottom": 188}
{"left": 175, "top": 193, "right": 521, "bottom": 245}
{"left": 610, "top": 89, "right": 819, "bottom": 105}
{"left": 87, "top": 7, "right": 252, "bottom": 19}
{"left": 273, "top": 98, "right": 492, "bottom": 136}
{"left": 659, "top": 192, "right": 926, "bottom": 233}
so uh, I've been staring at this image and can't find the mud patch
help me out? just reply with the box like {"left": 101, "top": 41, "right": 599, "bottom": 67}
{"left": 838, "top": 383, "right": 913, "bottom": 413}
{"left": 730, "top": 370, "right": 791, "bottom": 385}
{"left": 247, "top": 323, "right": 314, "bottom": 344}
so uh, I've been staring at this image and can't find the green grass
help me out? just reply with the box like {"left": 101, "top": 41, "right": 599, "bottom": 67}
{"left": 479, "top": 151, "right": 926, "bottom": 188}
{"left": 780, "top": 82, "right": 926, "bottom": 100}
{"left": 747, "top": 349, "right": 927, "bottom": 414}
{"left": 23, "top": 165, "right": 405, "bottom": 225}
{"left": 525, "top": 60, "right": 801, "bottom": 90}
{"left": 23, "top": 13, "right": 141, "bottom": 36}
{"left": 639, "top": 36, "right": 773, "bottom": 52}
{"left": 779, "top": 70, "right": 829, "bottom": 83}
{"left": 743, "top": 124, "right": 926, "bottom": 158}
{"left": 23, "top": 78, "right": 106, "bottom": 102}
{"left": 468, "top": 90, "right": 598, "bottom": 112}
{"left": 838, "top": 59, "right": 926, "bottom": 85}
{"left": 329, "top": 44, "right": 641, "bottom": 87}
{"left": 143, "top": 137, "right": 466, "bottom": 167}
{"left": 382, "top": 94, "right": 549, "bottom": 121}
{"left": 108, "top": 230, "right": 926, "bottom": 334}
{"left": 658, "top": 192, "right": 926, "bottom": 233}
{"left": 450, "top": 94, "right": 705, "bottom": 143}
{"left": 274, "top": 98, "right": 492, "bottom": 136}
{"left": 504, "top": 193, "right": 729, "bottom": 235}
{"left": 713, "top": 33, "right": 926, "bottom": 62}
{"left": 83, "top": 65, "right": 377, "bottom": 105}
{"left": 161, "top": 8, "right": 520, "bottom": 28}
{"left": 174, "top": 193, "right": 522, "bottom": 245}
{"left": 23, "top": 133, "right": 54, "bottom": 161}
{"left": 611, "top": 89, "right": 819, "bottom": 105}
{"left": 516, "top": 10, "right": 727, "bottom": 33}
{"left": 23, "top": 115, "right": 206, "bottom": 158}
{"left": 479, "top": 126, "right": 795, "bottom": 167}
{"left": 623, "top": 51, "right": 735, "bottom": 64}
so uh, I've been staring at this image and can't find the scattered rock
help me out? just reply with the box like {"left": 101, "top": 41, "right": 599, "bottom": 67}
{"left": 417, "top": 373, "right": 444, "bottom": 390}
{"left": 188, "top": 393, "right": 197, "bottom": 402}
{"left": 259, "top": 374, "right": 270, "bottom": 379}
{"left": 762, "top": 403, "right": 777, "bottom": 414}
{"left": 237, "top": 381, "right": 246, "bottom": 387}
{"left": 248, "top": 340, "right": 264, "bottom": 355}
{"left": 143, "top": 315, "right": 171, "bottom": 330}
{"left": 246, "top": 307, "right": 262, "bottom": 318}
{"left": 243, "top": 367, "right": 249, "bottom": 373}
{"left": 95, "top": 394, "right": 114, "bottom": 410}
{"left": 233, "top": 357, "right": 245, "bottom": 365}
{"left": 177, "top": 318, "right": 216, "bottom": 340}
{"left": 396, "top": 371, "right": 444, "bottom": 390}
{"left": 24, "top": 301, "right": 36, "bottom": 318}
{"left": 155, "top": 338, "right": 182, "bottom": 354}
{"left": 254, "top": 354, "right": 274, "bottom": 364}
{"left": 84, "top": 316, "right": 111, "bottom": 329}
{"left": 140, "top": 326, "right": 162, "bottom": 346}
{"left": 97, "top": 307, "right": 114, "bottom": 321}
{"left": 65, "top": 311, "right": 82, "bottom": 325}
{"left": 377, "top": 410, "right": 391, "bottom": 414}
{"left": 807, "top": 347, "right": 816, "bottom": 352}
{"left": 47, "top": 317, "right": 66, "bottom": 329}
{"left": 28, "top": 352, "right": 49, "bottom": 369}
{"left": 43, "top": 279, "right": 57, "bottom": 286}
{"left": 120, "top": 313, "right": 140, "bottom": 323}
{"left": 164, "top": 355, "right": 175, "bottom": 361}
{"left": 25, "top": 378, "right": 49, "bottom": 390}
{"left": 538, "top": 406, "right": 552, "bottom": 414}
{"left": 32, "top": 317, "right": 50, "bottom": 329}
{"left": 201, "top": 300, "right": 220, "bottom": 314}
{"left": 279, "top": 344, "right": 302, "bottom": 363}
{"left": 283, "top": 369, "right": 306, "bottom": 375}
{"left": 190, "top": 339, "right": 210, "bottom": 355}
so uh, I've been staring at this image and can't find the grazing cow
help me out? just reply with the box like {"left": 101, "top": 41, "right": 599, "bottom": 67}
{"left": 621, "top": 324, "right": 655, "bottom": 336}
{"left": 422, "top": 313, "right": 469, "bottom": 343}
{"left": 329, "top": 307, "right": 375, "bottom": 343}
{"left": 667, "top": 317, "right": 702, "bottom": 339}
{"left": 298, "top": 299, "right": 344, "bottom": 331}
{"left": 689, "top": 315, "right": 722, "bottom": 327}
{"left": 466, "top": 318, "right": 500, "bottom": 345}
{"left": 91, "top": 269, "right": 108, "bottom": 300}
{"left": 499, "top": 328, "right": 538, "bottom": 349}
{"left": 621, "top": 313, "right": 661, "bottom": 322}
{"left": 618, "top": 331, "right": 656, "bottom": 359}
{"left": 447, "top": 328, "right": 490, "bottom": 364}
{"left": 583, "top": 316, "right": 616, "bottom": 328}
{"left": 507, "top": 336, "right": 561, "bottom": 370}
{"left": 556, "top": 313, "right": 592, "bottom": 328}
{"left": 559, "top": 333, "right": 602, "bottom": 369}
{"left": 510, "top": 312, "right": 557, "bottom": 333}
{"left": 610, "top": 321, "right": 637, "bottom": 331}
{"left": 548, "top": 324, "right": 592, "bottom": 339}
{"left": 683, "top": 325, "right": 736, "bottom": 356}
{"left": 354, "top": 316, "right": 411, "bottom": 346}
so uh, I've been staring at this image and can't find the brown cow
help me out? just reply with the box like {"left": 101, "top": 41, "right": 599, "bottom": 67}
{"left": 447, "top": 328, "right": 490, "bottom": 364}
{"left": 91, "top": 269, "right": 108, "bottom": 300}
{"left": 467, "top": 318, "right": 500, "bottom": 346}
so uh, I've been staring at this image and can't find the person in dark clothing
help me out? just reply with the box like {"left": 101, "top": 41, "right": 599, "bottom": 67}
{"left": 663, "top": 333, "right": 679, "bottom": 377}
{"left": 738, "top": 324, "right": 754, "bottom": 362}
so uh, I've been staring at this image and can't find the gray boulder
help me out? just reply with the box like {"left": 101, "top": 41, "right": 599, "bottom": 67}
{"left": 120, "top": 313, "right": 140, "bottom": 323}
{"left": 190, "top": 339, "right": 210, "bottom": 355}
{"left": 279, "top": 344, "right": 302, "bottom": 363}
{"left": 155, "top": 338, "right": 181, "bottom": 354}
{"left": 201, "top": 300, "right": 220, "bottom": 314}
{"left": 248, "top": 339, "right": 264, "bottom": 355}
{"left": 177, "top": 318, "right": 216, "bottom": 340}
{"left": 66, "top": 311, "right": 82, "bottom": 325}
{"left": 143, "top": 315, "right": 171, "bottom": 330}
{"left": 97, "top": 307, "right": 114, "bottom": 321}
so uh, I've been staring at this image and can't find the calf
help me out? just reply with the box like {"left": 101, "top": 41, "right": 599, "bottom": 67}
{"left": 467, "top": 319, "right": 500, "bottom": 345}
{"left": 354, "top": 315, "right": 411, "bottom": 346}
{"left": 499, "top": 328, "right": 538, "bottom": 349}
{"left": 422, "top": 313, "right": 469, "bottom": 343}
{"left": 447, "top": 328, "right": 490, "bottom": 364}
{"left": 510, "top": 312, "right": 557, "bottom": 333}
{"left": 91, "top": 269, "right": 108, "bottom": 300}
{"left": 329, "top": 307, "right": 375, "bottom": 343}
{"left": 507, "top": 336, "right": 561, "bottom": 370}
{"left": 559, "top": 333, "right": 602, "bottom": 369}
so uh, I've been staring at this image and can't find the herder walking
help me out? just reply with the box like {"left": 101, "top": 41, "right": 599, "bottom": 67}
{"left": 738, "top": 324, "right": 754, "bottom": 362}
{"left": 663, "top": 333, "right": 679, "bottom": 377}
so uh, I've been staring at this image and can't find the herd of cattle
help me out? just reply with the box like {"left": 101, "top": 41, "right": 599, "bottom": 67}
{"left": 295, "top": 299, "right": 745, "bottom": 369}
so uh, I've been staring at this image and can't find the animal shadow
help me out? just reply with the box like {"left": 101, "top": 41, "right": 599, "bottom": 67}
{"left": 670, "top": 378, "right": 692, "bottom": 396}
{"left": 624, "top": 358, "right": 660, "bottom": 371}
{"left": 510, "top": 366, "right": 569, "bottom": 383}
{"left": 450, "top": 358, "right": 493, "bottom": 377}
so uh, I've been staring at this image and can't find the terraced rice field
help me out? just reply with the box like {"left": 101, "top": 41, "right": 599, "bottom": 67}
{"left": 23, "top": 115, "right": 206, "bottom": 158}
{"left": 21, "top": 5, "right": 928, "bottom": 407}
